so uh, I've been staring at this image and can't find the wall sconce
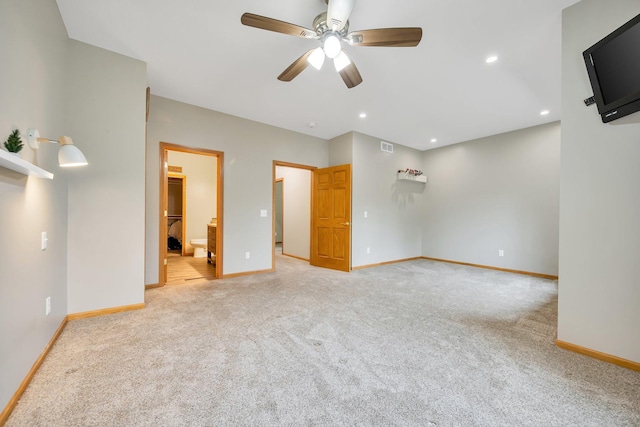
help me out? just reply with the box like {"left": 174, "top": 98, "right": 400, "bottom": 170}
{"left": 27, "top": 129, "right": 88, "bottom": 167}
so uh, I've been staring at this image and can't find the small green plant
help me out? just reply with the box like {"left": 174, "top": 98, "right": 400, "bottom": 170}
{"left": 4, "top": 129, "right": 23, "bottom": 153}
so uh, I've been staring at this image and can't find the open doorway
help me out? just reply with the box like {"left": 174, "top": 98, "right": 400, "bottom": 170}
{"left": 160, "top": 142, "right": 223, "bottom": 285}
{"left": 275, "top": 178, "right": 283, "bottom": 255}
{"left": 272, "top": 161, "right": 315, "bottom": 270}
{"left": 168, "top": 173, "right": 186, "bottom": 256}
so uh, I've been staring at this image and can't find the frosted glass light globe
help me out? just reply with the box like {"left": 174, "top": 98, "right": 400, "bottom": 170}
{"left": 323, "top": 34, "right": 341, "bottom": 59}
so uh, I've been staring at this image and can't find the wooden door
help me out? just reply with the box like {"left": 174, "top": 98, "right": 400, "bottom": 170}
{"left": 311, "top": 164, "right": 351, "bottom": 272}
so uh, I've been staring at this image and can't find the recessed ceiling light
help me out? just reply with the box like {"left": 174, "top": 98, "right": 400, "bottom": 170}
{"left": 430, "top": 138, "right": 437, "bottom": 143}
{"left": 486, "top": 55, "right": 498, "bottom": 64}
{"left": 359, "top": 112, "right": 367, "bottom": 118}
{"left": 540, "top": 110, "right": 550, "bottom": 116}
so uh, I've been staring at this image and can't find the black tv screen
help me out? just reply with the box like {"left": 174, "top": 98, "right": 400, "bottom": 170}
{"left": 583, "top": 13, "right": 640, "bottom": 123}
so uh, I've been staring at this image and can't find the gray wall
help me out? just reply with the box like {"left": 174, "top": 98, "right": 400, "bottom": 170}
{"left": 66, "top": 41, "right": 147, "bottom": 313}
{"left": 329, "top": 132, "right": 353, "bottom": 166}
{"left": 0, "top": 0, "right": 69, "bottom": 411}
{"left": 421, "top": 122, "right": 561, "bottom": 276}
{"left": 0, "top": 0, "right": 147, "bottom": 411}
{"left": 559, "top": 0, "right": 640, "bottom": 363}
{"left": 351, "top": 132, "right": 425, "bottom": 267}
{"left": 146, "top": 95, "right": 328, "bottom": 281}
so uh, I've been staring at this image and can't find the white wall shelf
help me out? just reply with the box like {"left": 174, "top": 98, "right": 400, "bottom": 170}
{"left": 397, "top": 172, "right": 427, "bottom": 183}
{"left": 0, "top": 149, "right": 54, "bottom": 179}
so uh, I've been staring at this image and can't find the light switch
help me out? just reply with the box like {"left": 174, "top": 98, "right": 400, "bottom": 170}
{"left": 364, "top": 211, "right": 368, "bottom": 218}
{"left": 41, "top": 232, "right": 48, "bottom": 250}
{"left": 260, "top": 209, "right": 267, "bottom": 217}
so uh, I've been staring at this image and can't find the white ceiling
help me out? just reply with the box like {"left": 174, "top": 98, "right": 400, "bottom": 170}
{"left": 55, "top": 0, "right": 580, "bottom": 151}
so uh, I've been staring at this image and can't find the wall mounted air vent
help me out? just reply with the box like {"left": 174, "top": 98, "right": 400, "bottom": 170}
{"left": 381, "top": 141, "right": 394, "bottom": 153}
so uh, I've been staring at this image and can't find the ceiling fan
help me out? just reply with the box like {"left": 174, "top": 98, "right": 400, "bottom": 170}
{"left": 241, "top": 0, "right": 422, "bottom": 89}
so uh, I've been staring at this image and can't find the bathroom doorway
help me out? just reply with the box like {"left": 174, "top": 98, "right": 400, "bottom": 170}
{"left": 160, "top": 142, "right": 223, "bottom": 285}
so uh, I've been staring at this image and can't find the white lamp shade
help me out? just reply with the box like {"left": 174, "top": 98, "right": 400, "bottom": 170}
{"left": 308, "top": 47, "right": 325, "bottom": 70}
{"left": 334, "top": 51, "right": 351, "bottom": 72}
{"left": 58, "top": 144, "right": 88, "bottom": 167}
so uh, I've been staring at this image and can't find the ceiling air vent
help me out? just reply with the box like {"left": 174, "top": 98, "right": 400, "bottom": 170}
{"left": 381, "top": 141, "right": 394, "bottom": 153}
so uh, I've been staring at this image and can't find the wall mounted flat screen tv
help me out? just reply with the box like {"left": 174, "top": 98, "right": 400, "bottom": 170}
{"left": 583, "top": 13, "right": 640, "bottom": 123}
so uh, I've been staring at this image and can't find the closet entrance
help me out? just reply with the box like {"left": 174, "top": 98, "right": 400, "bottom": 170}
{"left": 160, "top": 142, "right": 223, "bottom": 285}
{"left": 168, "top": 173, "right": 186, "bottom": 256}
{"left": 272, "top": 161, "right": 315, "bottom": 270}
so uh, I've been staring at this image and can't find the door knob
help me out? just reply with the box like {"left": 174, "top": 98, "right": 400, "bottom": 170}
{"left": 342, "top": 222, "right": 350, "bottom": 226}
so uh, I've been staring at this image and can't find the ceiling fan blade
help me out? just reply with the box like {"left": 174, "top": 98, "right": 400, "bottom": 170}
{"left": 278, "top": 49, "right": 315, "bottom": 82}
{"left": 326, "top": 0, "right": 355, "bottom": 31}
{"left": 347, "top": 27, "right": 423, "bottom": 47}
{"left": 241, "top": 13, "right": 317, "bottom": 39}
{"left": 339, "top": 60, "right": 363, "bottom": 89}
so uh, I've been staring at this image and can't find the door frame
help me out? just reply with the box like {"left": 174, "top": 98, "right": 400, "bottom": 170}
{"left": 272, "top": 161, "right": 316, "bottom": 271}
{"left": 160, "top": 142, "right": 224, "bottom": 285}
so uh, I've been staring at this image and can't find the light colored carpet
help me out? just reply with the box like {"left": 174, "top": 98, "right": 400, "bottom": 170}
{"left": 7, "top": 255, "right": 640, "bottom": 426}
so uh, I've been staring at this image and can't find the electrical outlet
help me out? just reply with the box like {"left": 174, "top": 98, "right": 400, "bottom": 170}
{"left": 245, "top": 251, "right": 251, "bottom": 259}
{"left": 498, "top": 250, "right": 504, "bottom": 257}
{"left": 45, "top": 297, "right": 51, "bottom": 316}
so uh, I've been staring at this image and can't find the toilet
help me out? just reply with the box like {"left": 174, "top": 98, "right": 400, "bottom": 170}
{"left": 190, "top": 238, "right": 207, "bottom": 258}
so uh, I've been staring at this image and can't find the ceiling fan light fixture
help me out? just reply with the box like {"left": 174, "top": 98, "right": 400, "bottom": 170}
{"left": 334, "top": 51, "right": 351, "bottom": 72}
{"left": 240, "top": 4, "right": 422, "bottom": 89}
{"left": 323, "top": 34, "right": 342, "bottom": 59}
{"left": 308, "top": 47, "right": 326, "bottom": 70}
